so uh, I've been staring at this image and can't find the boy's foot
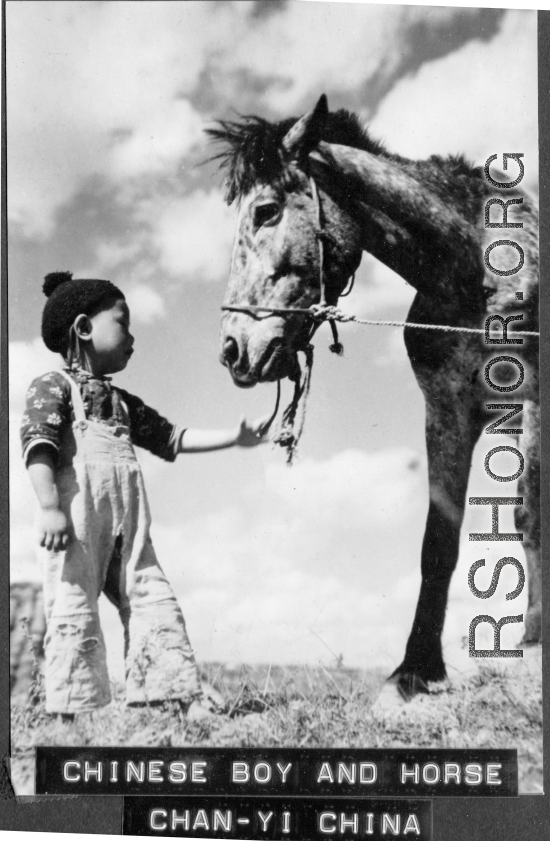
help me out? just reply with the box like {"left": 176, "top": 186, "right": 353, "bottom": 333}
{"left": 53, "top": 713, "right": 75, "bottom": 723}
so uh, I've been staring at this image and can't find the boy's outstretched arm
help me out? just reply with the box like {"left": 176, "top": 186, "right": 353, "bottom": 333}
{"left": 27, "top": 446, "right": 70, "bottom": 551}
{"left": 180, "top": 415, "right": 271, "bottom": 453}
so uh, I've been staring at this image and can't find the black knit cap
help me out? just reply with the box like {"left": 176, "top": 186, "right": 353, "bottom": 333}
{"left": 41, "top": 271, "right": 125, "bottom": 353}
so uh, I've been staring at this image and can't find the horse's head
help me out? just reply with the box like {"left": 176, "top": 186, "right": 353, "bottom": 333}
{"left": 211, "top": 95, "right": 364, "bottom": 387}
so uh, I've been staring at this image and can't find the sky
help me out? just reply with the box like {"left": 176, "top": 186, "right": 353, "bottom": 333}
{"left": 7, "top": 1, "right": 539, "bottom": 683}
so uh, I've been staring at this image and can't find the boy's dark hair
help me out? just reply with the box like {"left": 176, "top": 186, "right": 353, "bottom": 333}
{"left": 41, "top": 271, "right": 125, "bottom": 355}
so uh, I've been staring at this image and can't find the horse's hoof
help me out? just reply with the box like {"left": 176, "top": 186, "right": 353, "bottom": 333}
{"left": 394, "top": 671, "right": 430, "bottom": 701}
{"left": 371, "top": 672, "right": 431, "bottom": 714}
{"left": 520, "top": 635, "right": 542, "bottom": 648}
{"left": 371, "top": 680, "right": 408, "bottom": 713}
{"left": 522, "top": 606, "right": 541, "bottom": 645}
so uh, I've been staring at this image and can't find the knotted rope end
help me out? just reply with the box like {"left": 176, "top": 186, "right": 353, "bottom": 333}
{"left": 270, "top": 345, "right": 314, "bottom": 466}
{"left": 329, "top": 321, "right": 344, "bottom": 355}
{"left": 272, "top": 428, "right": 299, "bottom": 465}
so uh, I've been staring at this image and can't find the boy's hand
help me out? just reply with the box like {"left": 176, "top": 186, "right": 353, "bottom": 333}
{"left": 234, "top": 415, "right": 272, "bottom": 447}
{"left": 38, "top": 508, "right": 71, "bottom": 552}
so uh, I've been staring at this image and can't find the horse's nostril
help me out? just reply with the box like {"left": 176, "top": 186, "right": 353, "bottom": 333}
{"left": 222, "top": 337, "right": 239, "bottom": 367}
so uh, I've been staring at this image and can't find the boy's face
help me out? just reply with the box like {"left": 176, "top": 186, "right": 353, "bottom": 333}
{"left": 88, "top": 298, "right": 134, "bottom": 375}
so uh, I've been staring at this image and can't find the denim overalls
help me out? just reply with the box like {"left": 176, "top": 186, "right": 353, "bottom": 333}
{"left": 41, "top": 370, "right": 202, "bottom": 713}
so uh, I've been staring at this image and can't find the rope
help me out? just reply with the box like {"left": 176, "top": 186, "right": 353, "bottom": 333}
{"left": 257, "top": 379, "right": 281, "bottom": 437}
{"left": 223, "top": 304, "right": 319, "bottom": 315}
{"left": 339, "top": 272, "right": 356, "bottom": 298}
{"left": 272, "top": 345, "right": 314, "bottom": 465}
{"left": 221, "top": 303, "right": 539, "bottom": 337}
{"left": 307, "top": 305, "right": 540, "bottom": 337}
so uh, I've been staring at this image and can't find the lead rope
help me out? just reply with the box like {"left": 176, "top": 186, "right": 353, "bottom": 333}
{"left": 257, "top": 379, "right": 281, "bottom": 438}
{"left": 307, "top": 305, "right": 540, "bottom": 337}
{"left": 271, "top": 344, "right": 314, "bottom": 464}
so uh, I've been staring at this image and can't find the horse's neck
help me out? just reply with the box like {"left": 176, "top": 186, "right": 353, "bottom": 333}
{"left": 311, "top": 142, "right": 482, "bottom": 298}
{"left": 355, "top": 202, "right": 435, "bottom": 293}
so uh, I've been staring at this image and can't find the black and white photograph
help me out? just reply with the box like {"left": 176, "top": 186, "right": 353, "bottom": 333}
{"left": 3, "top": 0, "right": 546, "bottom": 834}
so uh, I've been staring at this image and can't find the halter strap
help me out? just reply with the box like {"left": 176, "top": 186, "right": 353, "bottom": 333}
{"left": 222, "top": 175, "right": 344, "bottom": 352}
{"left": 310, "top": 175, "right": 327, "bottom": 307}
{"left": 222, "top": 176, "right": 336, "bottom": 317}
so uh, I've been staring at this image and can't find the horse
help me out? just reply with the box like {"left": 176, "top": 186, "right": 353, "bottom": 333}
{"left": 209, "top": 94, "right": 540, "bottom": 700}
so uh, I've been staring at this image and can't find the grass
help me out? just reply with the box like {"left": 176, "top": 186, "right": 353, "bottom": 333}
{"left": 10, "top": 658, "right": 543, "bottom": 796}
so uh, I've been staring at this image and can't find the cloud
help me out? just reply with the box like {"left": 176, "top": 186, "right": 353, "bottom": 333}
{"left": 146, "top": 189, "right": 236, "bottom": 282}
{"left": 265, "top": 447, "right": 423, "bottom": 528}
{"left": 214, "top": 4, "right": 403, "bottom": 113}
{"left": 341, "top": 254, "right": 416, "bottom": 319}
{"left": 107, "top": 99, "right": 204, "bottom": 180}
{"left": 6, "top": 1, "right": 238, "bottom": 238}
{"left": 371, "top": 10, "right": 538, "bottom": 190}
{"left": 93, "top": 241, "right": 144, "bottom": 273}
{"left": 215, "top": 4, "right": 479, "bottom": 115}
{"left": 7, "top": 1, "right": 483, "bottom": 240}
{"left": 124, "top": 284, "right": 166, "bottom": 324}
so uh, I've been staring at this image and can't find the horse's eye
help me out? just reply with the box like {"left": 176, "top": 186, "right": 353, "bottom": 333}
{"left": 253, "top": 202, "right": 281, "bottom": 228}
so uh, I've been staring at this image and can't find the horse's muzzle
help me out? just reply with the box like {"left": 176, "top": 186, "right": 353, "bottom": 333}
{"left": 219, "top": 326, "right": 298, "bottom": 386}
{"left": 221, "top": 337, "right": 239, "bottom": 369}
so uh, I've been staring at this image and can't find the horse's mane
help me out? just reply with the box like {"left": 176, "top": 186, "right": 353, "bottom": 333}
{"left": 207, "top": 109, "right": 391, "bottom": 204}
{"left": 207, "top": 108, "right": 482, "bottom": 205}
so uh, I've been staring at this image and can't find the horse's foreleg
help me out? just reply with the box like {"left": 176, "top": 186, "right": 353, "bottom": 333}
{"left": 515, "top": 398, "right": 541, "bottom": 644}
{"left": 391, "top": 387, "right": 484, "bottom": 699}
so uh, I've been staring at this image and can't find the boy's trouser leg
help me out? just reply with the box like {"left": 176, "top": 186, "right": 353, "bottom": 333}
{"left": 104, "top": 535, "right": 202, "bottom": 706}
{"left": 42, "top": 542, "right": 111, "bottom": 713}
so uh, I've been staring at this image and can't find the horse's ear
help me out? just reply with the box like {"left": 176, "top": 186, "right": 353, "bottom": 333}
{"left": 282, "top": 94, "right": 329, "bottom": 159}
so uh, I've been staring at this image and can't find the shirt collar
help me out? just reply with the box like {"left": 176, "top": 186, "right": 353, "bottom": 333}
{"left": 62, "top": 364, "right": 112, "bottom": 383}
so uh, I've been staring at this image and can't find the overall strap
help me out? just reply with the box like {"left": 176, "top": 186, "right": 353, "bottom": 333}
{"left": 57, "top": 369, "right": 87, "bottom": 423}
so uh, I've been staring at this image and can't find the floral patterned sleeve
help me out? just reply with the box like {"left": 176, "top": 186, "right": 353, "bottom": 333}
{"left": 116, "top": 387, "right": 184, "bottom": 462}
{"left": 21, "top": 372, "right": 71, "bottom": 466}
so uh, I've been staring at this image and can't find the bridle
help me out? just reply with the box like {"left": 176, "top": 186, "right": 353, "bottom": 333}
{"left": 221, "top": 175, "right": 352, "bottom": 354}
{"left": 220, "top": 175, "right": 352, "bottom": 458}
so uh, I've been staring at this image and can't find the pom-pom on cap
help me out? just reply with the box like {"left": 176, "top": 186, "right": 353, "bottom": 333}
{"left": 43, "top": 271, "right": 73, "bottom": 297}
